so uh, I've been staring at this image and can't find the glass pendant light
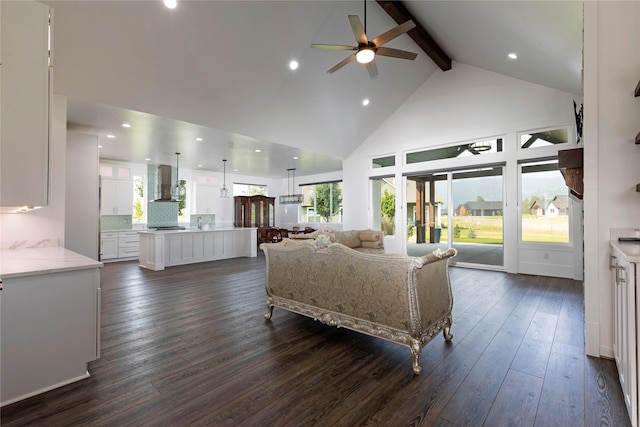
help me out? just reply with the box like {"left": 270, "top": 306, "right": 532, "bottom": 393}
{"left": 219, "top": 159, "right": 230, "bottom": 198}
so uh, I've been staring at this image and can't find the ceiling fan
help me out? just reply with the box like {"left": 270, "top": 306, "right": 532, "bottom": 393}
{"left": 311, "top": 2, "right": 417, "bottom": 78}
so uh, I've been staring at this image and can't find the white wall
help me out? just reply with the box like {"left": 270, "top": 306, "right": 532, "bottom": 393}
{"left": 343, "top": 62, "right": 579, "bottom": 256}
{"left": 583, "top": 1, "right": 640, "bottom": 358}
{"left": 65, "top": 132, "right": 99, "bottom": 259}
{"left": 0, "top": 94, "right": 67, "bottom": 247}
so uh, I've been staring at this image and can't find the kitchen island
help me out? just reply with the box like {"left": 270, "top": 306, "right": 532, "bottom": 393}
{"left": 1, "top": 246, "right": 102, "bottom": 406}
{"left": 138, "top": 227, "right": 257, "bottom": 271}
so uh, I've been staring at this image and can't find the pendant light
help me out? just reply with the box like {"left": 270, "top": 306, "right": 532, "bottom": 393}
{"left": 279, "top": 168, "right": 303, "bottom": 204}
{"left": 219, "top": 159, "right": 230, "bottom": 198}
{"left": 172, "top": 152, "right": 181, "bottom": 200}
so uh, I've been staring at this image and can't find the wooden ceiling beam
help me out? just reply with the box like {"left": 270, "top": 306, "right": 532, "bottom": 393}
{"left": 376, "top": 0, "right": 451, "bottom": 71}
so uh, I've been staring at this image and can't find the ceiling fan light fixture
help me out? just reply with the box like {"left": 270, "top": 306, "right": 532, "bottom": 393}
{"left": 356, "top": 48, "right": 375, "bottom": 64}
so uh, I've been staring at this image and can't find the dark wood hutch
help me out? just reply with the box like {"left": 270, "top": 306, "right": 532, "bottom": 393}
{"left": 233, "top": 195, "right": 275, "bottom": 228}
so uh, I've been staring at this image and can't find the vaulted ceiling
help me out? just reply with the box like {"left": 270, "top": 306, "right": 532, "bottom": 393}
{"left": 44, "top": 1, "right": 583, "bottom": 178}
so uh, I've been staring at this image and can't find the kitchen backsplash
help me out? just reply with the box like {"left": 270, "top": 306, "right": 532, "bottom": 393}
{"left": 147, "top": 202, "right": 179, "bottom": 228}
{"left": 190, "top": 214, "right": 215, "bottom": 229}
{"left": 101, "top": 215, "right": 133, "bottom": 231}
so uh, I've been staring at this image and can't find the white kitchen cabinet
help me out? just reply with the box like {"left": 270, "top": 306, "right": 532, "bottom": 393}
{"left": 101, "top": 178, "right": 133, "bottom": 216}
{"left": 139, "top": 228, "right": 257, "bottom": 271}
{"left": 100, "top": 232, "right": 118, "bottom": 260}
{"left": 0, "top": 248, "right": 101, "bottom": 406}
{"left": 610, "top": 238, "right": 640, "bottom": 426}
{"left": 0, "top": 0, "right": 52, "bottom": 212}
{"left": 117, "top": 231, "right": 140, "bottom": 259}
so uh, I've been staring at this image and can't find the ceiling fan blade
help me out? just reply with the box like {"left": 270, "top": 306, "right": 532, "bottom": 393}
{"left": 311, "top": 44, "right": 358, "bottom": 51}
{"left": 327, "top": 53, "right": 357, "bottom": 73}
{"left": 366, "top": 59, "right": 378, "bottom": 79}
{"left": 348, "top": 15, "right": 368, "bottom": 45}
{"left": 372, "top": 20, "right": 416, "bottom": 47}
{"left": 375, "top": 47, "right": 418, "bottom": 61}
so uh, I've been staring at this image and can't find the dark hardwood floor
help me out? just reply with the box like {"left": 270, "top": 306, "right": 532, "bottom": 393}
{"left": 1, "top": 254, "right": 631, "bottom": 426}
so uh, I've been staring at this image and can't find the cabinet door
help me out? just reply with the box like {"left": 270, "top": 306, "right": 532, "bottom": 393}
{"left": 100, "top": 179, "right": 117, "bottom": 215}
{"left": 100, "top": 238, "right": 118, "bottom": 259}
{"left": 100, "top": 178, "right": 132, "bottom": 215}
{"left": 115, "top": 179, "right": 133, "bottom": 215}
{"left": 0, "top": 1, "right": 51, "bottom": 211}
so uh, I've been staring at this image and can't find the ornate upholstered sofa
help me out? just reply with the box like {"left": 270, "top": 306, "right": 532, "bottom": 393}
{"left": 261, "top": 237, "right": 457, "bottom": 374}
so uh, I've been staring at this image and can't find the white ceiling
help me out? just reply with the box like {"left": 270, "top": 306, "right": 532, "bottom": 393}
{"left": 44, "top": 0, "right": 583, "bottom": 178}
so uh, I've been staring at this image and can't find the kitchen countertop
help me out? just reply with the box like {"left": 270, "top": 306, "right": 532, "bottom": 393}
{"left": 138, "top": 227, "right": 256, "bottom": 235}
{"left": 610, "top": 240, "right": 640, "bottom": 264}
{"left": 0, "top": 246, "right": 103, "bottom": 279}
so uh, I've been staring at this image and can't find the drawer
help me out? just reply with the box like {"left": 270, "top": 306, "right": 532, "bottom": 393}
{"left": 101, "top": 232, "right": 118, "bottom": 239}
{"left": 118, "top": 231, "right": 140, "bottom": 247}
{"left": 118, "top": 231, "right": 139, "bottom": 238}
{"left": 118, "top": 247, "right": 139, "bottom": 257}
{"left": 119, "top": 238, "right": 140, "bottom": 248}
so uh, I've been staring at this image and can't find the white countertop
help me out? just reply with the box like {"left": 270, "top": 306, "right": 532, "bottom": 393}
{"left": 610, "top": 228, "right": 640, "bottom": 263}
{"left": 0, "top": 246, "right": 103, "bottom": 279}
{"left": 610, "top": 240, "right": 640, "bottom": 264}
{"left": 138, "top": 227, "right": 255, "bottom": 235}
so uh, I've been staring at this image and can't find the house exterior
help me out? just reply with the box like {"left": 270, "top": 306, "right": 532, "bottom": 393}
{"left": 457, "top": 201, "right": 503, "bottom": 217}
{"left": 546, "top": 195, "right": 569, "bottom": 216}
{"left": 529, "top": 199, "right": 546, "bottom": 216}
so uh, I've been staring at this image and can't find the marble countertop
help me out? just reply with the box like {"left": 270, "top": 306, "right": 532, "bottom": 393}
{"left": 138, "top": 227, "right": 255, "bottom": 235}
{"left": 0, "top": 246, "right": 103, "bottom": 279}
{"left": 610, "top": 240, "right": 640, "bottom": 264}
{"left": 610, "top": 228, "right": 640, "bottom": 263}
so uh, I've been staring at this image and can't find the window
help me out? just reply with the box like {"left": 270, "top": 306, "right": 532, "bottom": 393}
{"left": 519, "top": 128, "right": 569, "bottom": 149}
{"left": 177, "top": 179, "right": 188, "bottom": 221}
{"left": 233, "top": 183, "right": 267, "bottom": 196}
{"left": 406, "top": 138, "right": 503, "bottom": 164}
{"left": 300, "top": 182, "right": 342, "bottom": 223}
{"left": 372, "top": 155, "right": 395, "bottom": 168}
{"left": 371, "top": 177, "right": 395, "bottom": 235}
{"left": 132, "top": 175, "right": 146, "bottom": 223}
{"left": 520, "top": 160, "right": 569, "bottom": 243}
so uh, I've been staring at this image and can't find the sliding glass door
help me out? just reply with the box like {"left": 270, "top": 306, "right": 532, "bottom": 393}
{"left": 406, "top": 166, "right": 504, "bottom": 267}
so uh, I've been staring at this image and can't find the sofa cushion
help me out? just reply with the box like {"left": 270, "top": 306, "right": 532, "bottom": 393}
{"left": 334, "top": 230, "right": 361, "bottom": 248}
{"left": 358, "top": 229, "right": 381, "bottom": 242}
{"left": 360, "top": 240, "right": 382, "bottom": 249}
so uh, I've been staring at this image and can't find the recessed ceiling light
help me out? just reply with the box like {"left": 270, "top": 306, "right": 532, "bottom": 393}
{"left": 255, "top": 149, "right": 261, "bottom": 153}
{"left": 508, "top": 53, "right": 518, "bottom": 59}
{"left": 289, "top": 60, "right": 299, "bottom": 71}
{"left": 164, "top": 0, "right": 177, "bottom": 9}
{"left": 362, "top": 98, "right": 370, "bottom": 106}
{"left": 145, "top": 158, "right": 151, "bottom": 161}
{"left": 121, "top": 123, "right": 131, "bottom": 128}
{"left": 106, "top": 134, "right": 115, "bottom": 139}
{"left": 98, "top": 145, "right": 103, "bottom": 148}
{"left": 233, "top": 169, "right": 239, "bottom": 172}
{"left": 195, "top": 137, "right": 203, "bottom": 142}
{"left": 197, "top": 164, "right": 203, "bottom": 168}
{"left": 293, "top": 156, "right": 299, "bottom": 160}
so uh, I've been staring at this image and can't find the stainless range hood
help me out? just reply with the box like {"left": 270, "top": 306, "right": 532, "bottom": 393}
{"left": 154, "top": 164, "right": 177, "bottom": 201}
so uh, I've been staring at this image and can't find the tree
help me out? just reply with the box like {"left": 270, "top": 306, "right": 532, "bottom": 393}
{"left": 380, "top": 189, "right": 396, "bottom": 235}
{"left": 476, "top": 195, "right": 485, "bottom": 202}
{"left": 314, "top": 183, "right": 342, "bottom": 221}
{"left": 381, "top": 189, "right": 395, "bottom": 218}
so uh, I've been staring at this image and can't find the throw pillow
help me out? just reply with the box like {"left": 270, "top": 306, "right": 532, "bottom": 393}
{"left": 335, "top": 230, "right": 361, "bottom": 248}
{"left": 358, "top": 230, "right": 380, "bottom": 242}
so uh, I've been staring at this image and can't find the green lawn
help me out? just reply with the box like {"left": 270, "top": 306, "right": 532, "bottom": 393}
{"left": 412, "top": 215, "right": 569, "bottom": 244}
